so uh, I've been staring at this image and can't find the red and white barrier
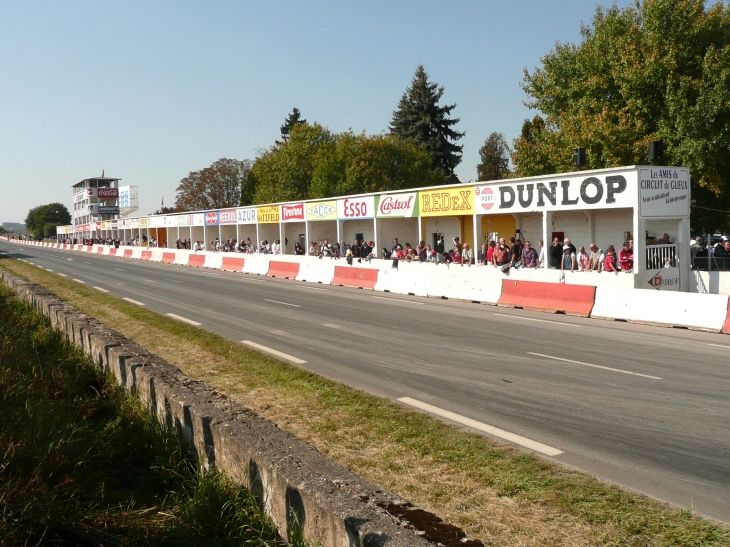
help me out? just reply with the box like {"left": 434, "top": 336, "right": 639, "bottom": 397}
{"left": 499, "top": 280, "right": 595, "bottom": 317}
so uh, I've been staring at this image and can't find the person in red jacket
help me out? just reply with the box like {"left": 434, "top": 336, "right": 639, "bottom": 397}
{"left": 618, "top": 241, "right": 633, "bottom": 271}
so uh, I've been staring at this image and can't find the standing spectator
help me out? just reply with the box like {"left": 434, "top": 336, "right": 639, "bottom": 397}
{"left": 416, "top": 241, "right": 428, "bottom": 262}
{"left": 563, "top": 237, "right": 576, "bottom": 255}
{"left": 588, "top": 243, "right": 604, "bottom": 272}
{"left": 549, "top": 237, "right": 563, "bottom": 269}
{"left": 477, "top": 242, "right": 488, "bottom": 265}
{"left": 604, "top": 245, "right": 619, "bottom": 274}
{"left": 487, "top": 240, "right": 496, "bottom": 265}
{"left": 435, "top": 234, "right": 445, "bottom": 255}
{"left": 339, "top": 240, "right": 348, "bottom": 257}
{"left": 294, "top": 241, "right": 305, "bottom": 255}
{"left": 522, "top": 241, "right": 539, "bottom": 268}
{"left": 381, "top": 247, "right": 391, "bottom": 260}
{"left": 352, "top": 238, "right": 364, "bottom": 259}
{"left": 618, "top": 241, "right": 633, "bottom": 271}
{"left": 392, "top": 238, "right": 403, "bottom": 253}
{"left": 493, "top": 238, "right": 510, "bottom": 268}
{"left": 508, "top": 237, "right": 522, "bottom": 267}
{"left": 271, "top": 239, "right": 281, "bottom": 254}
{"left": 320, "top": 239, "right": 333, "bottom": 258}
{"left": 364, "top": 244, "right": 377, "bottom": 262}
{"left": 362, "top": 240, "right": 373, "bottom": 258}
{"left": 561, "top": 245, "right": 576, "bottom": 273}
{"left": 462, "top": 243, "right": 473, "bottom": 266}
{"left": 577, "top": 246, "right": 590, "bottom": 271}
{"left": 452, "top": 236, "right": 462, "bottom": 254}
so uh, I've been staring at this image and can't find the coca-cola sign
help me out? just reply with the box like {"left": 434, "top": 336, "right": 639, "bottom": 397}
{"left": 97, "top": 188, "right": 119, "bottom": 199}
{"left": 376, "top": 192, "right": 417, "bottom": 218}
{"left": 281, "top": 204, "right": 305, "bottom": 222}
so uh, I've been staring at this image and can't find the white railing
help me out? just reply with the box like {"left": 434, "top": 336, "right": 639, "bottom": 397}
{"left": 645, "top": 244, "right": 677, "bottom": 269}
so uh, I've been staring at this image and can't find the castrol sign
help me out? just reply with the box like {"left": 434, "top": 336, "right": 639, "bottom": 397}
{"left": 376, "top": 192, "right": 417, "bottom": 218}
{"left": 475, "top": 186, "right": 495, "bottom": 211}
{"left": 337, "top": 196, "right": 374, "bottom": 219}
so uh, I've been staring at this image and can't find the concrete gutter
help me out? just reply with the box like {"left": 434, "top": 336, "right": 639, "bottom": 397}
{"left": 0, "top": 270, "right": 483, "bottom": 547}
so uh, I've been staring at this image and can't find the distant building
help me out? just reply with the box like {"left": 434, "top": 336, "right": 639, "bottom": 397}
{"left": 71, "top": 175, "right": 121, "bottom": 238}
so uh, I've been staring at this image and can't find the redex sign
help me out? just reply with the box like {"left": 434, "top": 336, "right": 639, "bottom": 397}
{"left": 482, "top": 173, "right": 631, "bottom": 213}
{"left": 419, "top": 188, "right": 474, "bottom": 217}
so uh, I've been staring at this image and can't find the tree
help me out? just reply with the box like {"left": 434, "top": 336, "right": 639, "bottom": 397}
{"left": 513, "top": 0, "right": 730, "bottom": 230}
{"left": 174, "top": 158, "right": 251, "bottom": 212}
{"left": 278, "top": 107, "right": 307, "bottom": 144}
{"left": 390, "top": 65, "right": 464, "bottom": 178}
{"left": 476, "top": 132, "right": 511, "bottom": 181}
{"left": 25, "top": 203, "right": 71, "bottom": 239}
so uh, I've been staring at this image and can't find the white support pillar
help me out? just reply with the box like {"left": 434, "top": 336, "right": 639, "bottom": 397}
{"left": 473, "top": 214, "right": 481, "bottom": 258}
{"left": 418, "top": 217, "right": 423, "bottom": 245}
{"left": 336, "top": 220, "right": 342, "bottom": 246}
{"left": 678, "top": 217, "right": 690, "bottom": 292}
{"left": 305, "top": 221, "right": 310, "bottom": 254}
{"left": 632, "top": 207, "right": 646, "bottom": 288}
{"left": 585, "top": 211, "right": 595, "bottom": 244}
{"left": 279, "top": 222, "right": 284, "bottom": 254}
{"left": 373, "top": 218, "right": 379, "bottom": 256}
{"left": 542, "top": 211, "right": 551, "bottom": 268}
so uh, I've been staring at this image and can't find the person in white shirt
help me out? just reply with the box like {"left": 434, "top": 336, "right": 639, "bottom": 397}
{"left": 271, "top": 240, "right": 281, "bottom": 254}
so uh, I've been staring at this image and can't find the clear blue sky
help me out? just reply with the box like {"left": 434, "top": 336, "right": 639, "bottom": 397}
{"left": 0, "top": 0, "right": 634, "bottom": 224}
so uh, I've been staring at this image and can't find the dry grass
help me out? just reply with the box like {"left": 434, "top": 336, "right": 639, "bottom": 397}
{"left": 2, "top": 256, "right": 728, "bottom": 547}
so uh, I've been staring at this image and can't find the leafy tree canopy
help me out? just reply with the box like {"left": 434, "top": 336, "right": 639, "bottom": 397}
{"left": 476, "top": 132, "right": 511, "bottom": 181}
{"left": 513, "top": 0, "right": 730, "bottom": 231}
{"left": 174, "top": 158, "right": 251, "bottom": 212}
{"left": 390, "top": 65, "right": 464, "bottom": 178}
{"left": 25, "top": 203, "right": 71, "bottom": 238}
{"left": 250, "top": 123, "right": 443, "bottom": 204}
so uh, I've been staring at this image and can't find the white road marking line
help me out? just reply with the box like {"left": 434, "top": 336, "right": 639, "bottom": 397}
{"left": 115, "top": 268, "right": 125, "bottom": 271}
{"left": 68, "top": 258, "right": 74, "bottom": 261}
{"left": 166, "top": 279, "right": 183, "bottom": 284}
{"left": 46, "top": 269, "right": 53, "bottom": 272}
{"left": 493, "top": 312, "right": 582, "bottom": 327}
{"left": 241, "top": 341, "right": 307, "bottom": 364}
{"left": 528, "top": 352, "right": 662, "bottom": 380}
{"left": 122, "top": 297, "right": 145, "bottom": 306}
{"left": 72, "top": 278, "right": 85, "bottom": 284}
{"left": 371, "top": 295, "right": 424, "bottom": 305}
{"left": 84, "top": 261, "right": 91, "bottom": 264}
{"left": 294, "top": 284, "right": 327, "bottom": 291}
{"left": 58, "top": 273, "right": 67, "bottom": 277}
{"left": 93, "top": 287, "right": 109, "bottom": 292}
{"left": 398, "top": 397, "right": 563, "bottom": 456}
{"left": 28, "top": 262, "right": 34, "bottom": 265}
{"left": 166, "top": 313, "right": 201, "bottom": 326}
{"left": 323, "top": 323, "right": 342, "bottom": 329}
{"left": 263, "top": 298, "right": 301, "bottom": 308}
{"left": 707, "top": 343, "right": 730, "bottom": 349}
{"left": 269, "top": 329, "right": 289, "bottom": 336}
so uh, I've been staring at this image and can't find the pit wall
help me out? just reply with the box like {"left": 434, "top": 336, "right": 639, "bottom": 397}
{"left": 0, "top": 270, "right": 453, "bottom": 547}
{"left": 9, "top": 240, "right": 730, "bottom": 333}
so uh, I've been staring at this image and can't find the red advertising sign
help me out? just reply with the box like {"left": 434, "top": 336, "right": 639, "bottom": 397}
{"left": 475, "top": 186, "right": 495, "bottom": 211}
{"left": 281, "top": 203, "right": 305, "bottom": 222}
{"left": 97, "top": 188, "right": 119, "bottom": 199}
{"left": 219, "top": 209, "right": 237, "bottom": 224}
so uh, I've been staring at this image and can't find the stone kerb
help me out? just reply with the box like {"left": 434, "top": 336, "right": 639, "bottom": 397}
{"left": 0, "top": 269, "right": 449, "bottom": 547}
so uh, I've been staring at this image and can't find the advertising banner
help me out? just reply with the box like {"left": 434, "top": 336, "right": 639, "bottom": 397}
{"left": 97, "top": 187, "right": 119, "bottom": 199}
{"left": 111, "top": 221, "right": 118, "bottom": 229}
{"left": 237, "top": 207, "right": 257, "bottom": 224}
{"left": 475, "top": 172, "right": 634, "bottom": 214}
{"left": 639, "top": 168, "right": 690, "bottom": 218}
{"left": 306, "top": 200, "right": 337, "bottom": 221}
{"left": 257, "top": 205, "right": 280, "bottom": 223}
{"left": 219, "top": 209, "right": 237, "bottom": 225}
{"left": 646, "top": 268, "right": 680, "bottom": 291}
{"left": 337, "top": 196, "right": 375, "bottom": 220}
{"left": 101, "top": 221, "right": 108, "bottom": 230}
{"left": 281, "top": 203, "right": 305, "bottom": 223}
{"left": 131, "top": 218, "right": 139, "bottom": 229}
{"left": 149, "top": 215, "right": 166, "bottom": 228}
{"left": 138, "top": 217, "right": 149, "bottom": 228}
{"left": 192, "top": 213, "right": 205, "bottom": 226}
{"left": 94, "top": 222, "right": 101, "bottom": 232}
{"left": 375, "top": 192, "right": 418, "bottom": 218}
{"left": 419, "top": 187, "right": 474, "bottom": 217}
{"left": 98, "top": 205, "right": 120, "bottom": 215}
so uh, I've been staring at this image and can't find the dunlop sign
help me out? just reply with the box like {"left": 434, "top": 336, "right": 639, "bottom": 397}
{"left": 477, "top": 173, "right": 632, "bottom": 214}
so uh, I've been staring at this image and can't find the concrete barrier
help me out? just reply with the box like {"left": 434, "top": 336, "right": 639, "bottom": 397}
{"left": 592, "top": 287, "right": 730, "bottom": 331}
{"left": 203, "top": 253, "right": 223, "bottom": 269}
{"left": 332, "top": 265, "right": 379, "bottom": 288}
{"left": 499, "top": 280, "right": 596, "bottom": 316}
{"left": 267, "top": 260, "right": 300, "bottom": 279}
{"left": 174, "top": 251, "right": 190, "bottom": 266}
{"left": 296, "top": 258, "right": 336, "bottom": 284}
{"left": 131, "top": 248, "right": 143, "bottom": 260}
{"left": 122, "top": 249, "right": 133, "bottom": 258}
{"left": 161, "top": 252, "right": 176, "bottom": 264}
{"left": 723, "top": 301, "right": 730, "bottom": 334}
{"left": 0, "top": 270, "right": 447, "bottom": 547}
{"left": 187, "top": 253, "right": 206, "bottom": 267}
{"left": 141, "top": 250, "right": 153, "bottom": 261}
{"left": 96, "top": 246, "right": 104, "bottom": 254}
{"left": 221, "top": 256, "right": 245, "bottom": 272}
{"left": 242, "top": 254, "right": 271, "bottom": 275}
{"left": 374, "top": 264, "right": 434, "bottom": 297}
{"left": 428, "top": 266, "right": 501, "bottom": 304}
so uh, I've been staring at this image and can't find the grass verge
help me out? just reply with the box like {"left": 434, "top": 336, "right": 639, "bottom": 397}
{"left": 0, "top": 281, "right": 288, "bottom": 546}
{"left": 2, "top": 255, "right": 729, "bottom": 547}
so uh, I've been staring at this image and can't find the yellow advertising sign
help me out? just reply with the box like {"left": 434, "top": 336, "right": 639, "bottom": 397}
{"left": 418, "top": 187, "right": 474, "bottom": 217}
{"left": 138, "top": 217, "right": 150, "bottom": 228}
{"left": 101, "top": 221, "right": 109, "bottom": 230}
{"left": 257, "top": 205, "right": 280, "bottom": 223}
{"left": 306, "top": 200, "right": 337, "bottom": 221}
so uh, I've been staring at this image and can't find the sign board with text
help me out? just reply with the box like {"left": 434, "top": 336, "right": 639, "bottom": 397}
{"left": 646, "top": 268, "right": 680, "bottom": 291}
{"left": 639, "top": 168, "right": 690, "bottom": 218}
{"left": 375, "top": 192, "right": 418, "bottom": 218}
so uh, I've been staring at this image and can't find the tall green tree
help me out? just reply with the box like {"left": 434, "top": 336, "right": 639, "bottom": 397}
{"left": 390, "top": 65, "right": 464, "bottom": 178}
{"left": 174, "top": 158, "right": 251, "bottom": 212}
{"left": 513, "top": 0, "right": 730, "bottom": 231}
{"left": 476, "top": 132, "right": 511, "bottom": 181}
{"left": 25, "top": 203, "right": 71, "bottom": 239}
{"left": 277, "top": 107, "right": 307, "bottom": 144}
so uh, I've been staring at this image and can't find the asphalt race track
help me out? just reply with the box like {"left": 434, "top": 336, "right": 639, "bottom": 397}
{"left": 2, "top": 240, "right": 728, "bottom": 523}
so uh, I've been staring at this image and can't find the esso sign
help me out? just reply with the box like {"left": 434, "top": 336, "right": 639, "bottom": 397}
{"left": 338, "top": 196, "right": 374, "bottom": 219}
{"left": 475, "top": 186, "right": 495, "bottom": 211}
